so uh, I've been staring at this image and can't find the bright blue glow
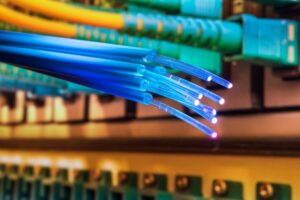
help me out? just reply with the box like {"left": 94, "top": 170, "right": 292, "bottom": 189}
{"left": 0, "top": 31, "right": 233, "bottom": 138}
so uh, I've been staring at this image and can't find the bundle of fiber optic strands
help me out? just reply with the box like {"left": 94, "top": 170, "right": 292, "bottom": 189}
{"left": 0, "top": 62, "right": 99, "bottom": 97}
{"left": 0, "top": 31, "right": 232, "bottom": 138}
{"left": 0, "top": 1, "right": 222, "bottom": 74}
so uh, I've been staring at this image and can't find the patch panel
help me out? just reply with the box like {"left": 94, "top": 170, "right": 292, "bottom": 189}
{"left": 0, "top": 152, "right": 298, "bottom": 199}
{"left": 0, "top": 91, "right": 25, "bottom": 124}
{"left": 53, "top": 94, "right": 88, "bottom": 123}
{"left": 89, "top": 95, "right": 126, "bottom": 121}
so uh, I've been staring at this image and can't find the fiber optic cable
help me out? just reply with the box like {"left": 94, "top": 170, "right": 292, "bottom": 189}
{"left": 0, "top": 31, "right": 232, "bottom": 138}
{"left": 146, "top": 67, "right": 224, "bottom": 104}
{"left": 0, "top": 31, "right": 228, "bottom": 98}
{"left": 0, "top": 31, "right": 223, "bottom": 85}
{"left": 0, "top": 31, "right": 229, "bottom": 90}
{"left": 0, "top": 45, "right": 153, "bottom": 104}
{"left": 163, "top": 73, "right": 225, "bottom": 104}
{"left": 0, "top": 44, "right": 147, "bottom": 76}
{"left": 148, "top": 82, "right": 217, "bottom": 124}
{"left": 150, "top": 100, "right": 218, "bottom": 138}
{"left": 148, "top": 83, "right": 199, "bottom": 108}
{"left": 144, "top": 70, "right": 201, "bottom": 102}
{"left": 151, "top": 55, "right": 233, "bottom": 89}
{"left": 0, "top": 30, "right": 155, "bottom": 63}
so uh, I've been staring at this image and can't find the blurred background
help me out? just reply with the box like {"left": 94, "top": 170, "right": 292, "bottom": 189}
{"left": 0, "top": 0, "right": 299, "bottom": 199}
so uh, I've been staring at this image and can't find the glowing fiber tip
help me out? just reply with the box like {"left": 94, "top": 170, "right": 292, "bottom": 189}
{"left": 211, "top": 117, "right": 218, "bottom": 124}
{"left": 194, "top": 100, "right": 200, "bottom": 106}
{"left": 211, "top": 132, "right": 218, "bottom": 139}
{"left": 219, "top": 98, "right": 225, "bottom": 105}
{"left": 212, "top": 109, "right": 217, "bottom": 116}
{"left": 227, "top": 83, "right": 233, "bottom": 89}
{"left": 198, "top": 93, "right": 203, "bottom": 99}
{"left": 207, "top": 76, "right": 213, "bottom": 82}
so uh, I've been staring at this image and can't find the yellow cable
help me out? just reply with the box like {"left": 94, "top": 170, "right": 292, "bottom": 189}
{"left": 0, "top": 5, "right": 77, "bottom": 38}
{"left": 7, "top": 0, "right": 125, "bottom": 29}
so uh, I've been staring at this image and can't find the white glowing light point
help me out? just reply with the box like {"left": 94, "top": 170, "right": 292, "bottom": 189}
{"left": 211, "top": 132, "right": 218, "bottom": 139}
{"left": 212, "top": 109, "right": 217, "bottom": 116}
{"left": 219, "top": 98, "right": 225, "bottom": 105}
{"left": 198, "top": 93, "right": 203, "bottom": 99}
{"left": 227, "top": 83, "right": 233, "bottom": 89}
{"left": 207, "top": 76, "right": 213, "bottom": 82}
{"left": 211, "top": 117, "right": 218, "bottom": 124}
{"left": 194, "top": 100, "right": 200, "bottom": 106}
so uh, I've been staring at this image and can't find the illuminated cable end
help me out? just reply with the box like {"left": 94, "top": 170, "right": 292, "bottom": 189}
{"left": 212, "top": 109, "right": 217, "bottom": 116}
{"left": 227, "top": 83, "right": 233, "bottom": 89}
{"left": 207, "top": 76, "right": 213, "bottom": 82}
{"left": 219, "top": 98, "right": 225, "bottom": 105}
{"left": 211, "top": 132, "right": 218, "bottom": 139}
{"left": 194, "top": 99, "right": 200, "bottom": 106}
{"left": 198, "top": 93, "right": 203, "bottom": 99}
{"left": 211, "top": 117, "right": 218, "bottom": 124}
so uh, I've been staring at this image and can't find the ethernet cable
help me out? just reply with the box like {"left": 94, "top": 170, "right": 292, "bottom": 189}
{"left": 0, "top": 31, "right": 232, "bottom": 138}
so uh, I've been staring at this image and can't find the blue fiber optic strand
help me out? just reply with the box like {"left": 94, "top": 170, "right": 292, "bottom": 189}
{"left": 147, "top": 82, "right": 217, "bottom": 124}
{"left": 150, "top": 100, "right": 218, "bottom": 138}
{"left": 0, "top": 31, "right": 155, "bottom": 63}
{"left": 151, "top": 55, "right": 233, "bottom": 88}
{"left": 0, "top": 31, "right": 233, "bottom": 138}
{"left": 145, "top": 69, "right": 224, "bottom": 104}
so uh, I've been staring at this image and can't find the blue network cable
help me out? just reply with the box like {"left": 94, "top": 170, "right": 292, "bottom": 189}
{"left": 0, "top": 31, "right": 233, "bottom": 139}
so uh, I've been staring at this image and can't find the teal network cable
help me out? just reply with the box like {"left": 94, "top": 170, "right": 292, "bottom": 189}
{"left": 118, "top": 0, "right": 223, "bottom": 18}
{"left": 0, "top": 31, "right": 233, "bottom": 138}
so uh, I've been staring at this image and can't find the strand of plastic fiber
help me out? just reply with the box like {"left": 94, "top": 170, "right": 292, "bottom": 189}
{"left": 150, "top": 100, "right": 218, "bottom": 138}
{"left": 0, "top": 31, "right": 155, "bottom": 63}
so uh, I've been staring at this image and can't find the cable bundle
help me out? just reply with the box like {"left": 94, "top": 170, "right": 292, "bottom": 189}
{"left": 0, "top": 31, "right": 232, "bottom": 138}
{"left": 0, "top": 0, "right": 242, "bottom": 53}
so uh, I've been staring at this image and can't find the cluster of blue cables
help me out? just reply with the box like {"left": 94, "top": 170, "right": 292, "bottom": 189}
{"left": 0, "top": 31, "right": 232, "bottom": 138}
